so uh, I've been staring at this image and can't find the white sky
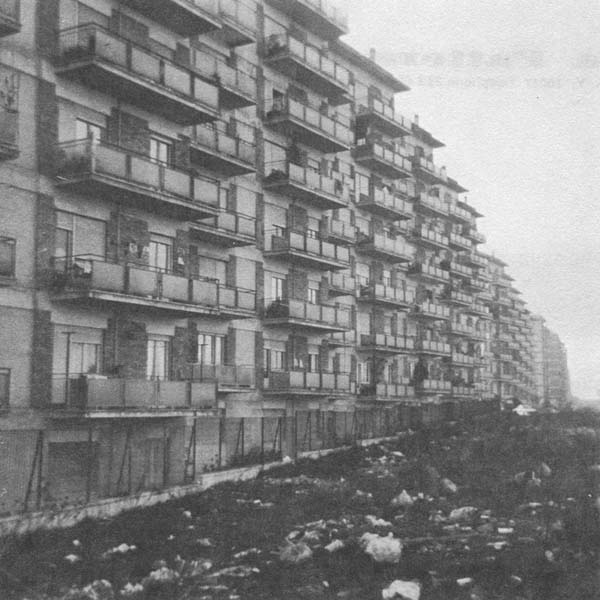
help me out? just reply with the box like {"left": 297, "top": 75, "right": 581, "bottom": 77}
{"left": 342, "top": 0, "right": 600, "bottom": 400}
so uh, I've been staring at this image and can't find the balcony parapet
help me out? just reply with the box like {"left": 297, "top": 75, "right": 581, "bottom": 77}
{"left": 263, "top": 299, "right": 351, "bottom": 332}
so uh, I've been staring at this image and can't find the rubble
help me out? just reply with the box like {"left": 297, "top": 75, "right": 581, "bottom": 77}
{"left": 361, "top": 532, "right": 403, "bottom": 563}
{"left": 279, "top": 540, "right": 313, "bottom": 564}
{"left": 381, "top": 579, "right": 421, "bottom": 600}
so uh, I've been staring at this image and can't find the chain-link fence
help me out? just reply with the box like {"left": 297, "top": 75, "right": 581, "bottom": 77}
{"left": 0, "top": 401, "right": 499, "bottom": 518}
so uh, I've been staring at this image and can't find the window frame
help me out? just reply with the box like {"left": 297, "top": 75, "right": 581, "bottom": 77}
{"left": 0, "top": 236, "right": 16, "bottom": 279}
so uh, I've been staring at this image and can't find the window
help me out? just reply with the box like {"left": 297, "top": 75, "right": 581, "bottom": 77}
{"left": 273, "top": 225, "right": 286, "bottom": 238}
{"left": 272, "top": 350, "right": 286, "bottom": 371}
{"left": 0, "top": 237, "right": 15, "bottom": 278}
{"left": 197, "top": 334, "right": 224, "bottom": 365}
{"left": 271, "top": 276, "right": 285, "bottom": 301}
{"left": 76, "top": 118, "right": 104, "bottom": 142}
{"left": 308, "top": 287, "right": 318, "bottom": 305}
{"left": 308, "top": 353, "right": 318, "bottom": 373}
{"left": 69, "top": 342, "right": 102, "bottom": 375}
{"left": 0, "top": 369, "right": 9, "bottom": 408}
{"left": 148, "top": 236, "right": 172, "bottom": 272}
{"left": 147, "top": 339, "right": 169, "bottom": 380}
{"left": 150, "top": 137, "right": 171, "bottom": 165}
{"left": 306, "top": 228, "right": 319, "bottom": 239}
{"left": 358, "top": 361, "right": 371, "bottom": 384}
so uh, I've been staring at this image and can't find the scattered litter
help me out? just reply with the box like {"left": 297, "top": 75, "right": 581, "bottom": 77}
{"left": 120, "top": 582, "right": 144, "bottom": 597}
{"left": 456, "top": 577, "right": 473, "bottom": 587}
{"left": 381, "top": 579, "right": 421, "bottom": 600}
{"left": 366, "top": 515, "right": 392, "bottom": 528}
{"left": 497, "top": 527, "right": 514, "bottom": 535}
{"left": 102, "top": 543, "right": 137, "bottom": 558}
{"left": 197, "top": 538, "right": 213, "bottom": 547}
{"left": 182, "top": 510, "right": 192, "bottom": 519}
{"left": 64, "top": 554, "right": 80, "bottom": 564}
{"left": 72, "top": 540, "right": 81, "bottom": 548}
{"left": 391, "top": 490, "right": 414, "bottom": 508}
{"left": 448, "top": 507, "right": 478, "bottom": 522}
{"left": 282, "top": 456, "right": 293, "bottom": 464}
{"left": 539, "top": 462, "right": 552, "bottom": 478}
{"left": 279, "top": 540, "right": 313, "bottom": 564}
{"left": 361, "top": 532, "right": 403, "bottom": 563}
{"left": 209, "top": 565, "right": 259, "bottom": 578}
{"left": 441, "top": 478, "right": 458, "bottom": 495}
{"left": 325, "top": 539, "right": 345, "bottom": 553}
{"left": 487, "top": 541, "right": 508, "bottom": 550}
{"left": 233, "top": 548, "right": 260, "bottom": 559}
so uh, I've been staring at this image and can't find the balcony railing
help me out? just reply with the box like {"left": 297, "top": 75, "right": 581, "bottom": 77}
{"left": 441, "top": 289, "right": 472, "bottom": 306}
{"left": 357, "top": 187, "right": 413, "bottom": 220}
{"left": 117, "top": 0, "right": 220, "bottom": 36}
{"left": 415, "top": 379, "right": 452, "bottom": 394}
{"left": 264, "top": 299, "right": 351, "bottom": 332}
{"left": 412, "top": 226, "right": 448, "bottom": 249}
{"left": 0, "top": 109, "right": 18, "bottom": 160}
{"left": 218, "top": 285, "right": 256, "bottom": 317}
{"left": 446, "top": 322, "right": 485, "bottom": 339}
{"left": 52, "top": 376, "right": 216, "bottom": 412}
{"left": 415, "top": 193, "right": 449, "bottom": 217}
{"left": 359, "top": 382, "right": 414, "bottom": 401}
{"left": 357, "top": 232, "right": 413, "bottom": 263}
{"left": 190, "top": 121, "right": 256, "bottom": 176}
{"left": 326, "top": 218, "right": 356, "bottom": 245}
{"left": 329, "top": 329, "right": 357, "bottom": 347}
{"left": 451, "top": 353, "right": 477, "bottom": 367}
{"left": 265, "top": 0, "right": 348, "bottom": 39}
{"left": 359, "top": 282, "right": 414, "bottom": 308}
{"left": 57, "top": 24, "right": 220, "bottom": 124}
{"left": 415, "top": 339, "right": 451, "bottom": 355}
{"left": 264, "top": 97, "right": 352, "bottom": 153}
{"left": 264, "top": 33, "right": 350, "bottom": 103}
{"left": 216, "top": 0, "right": 257, "bottom": 47}
{"left": 264, "top": 161, "right": 349, "bottom": 209}
{"left": 448, "top": 231, "right": 473, "bottom": 251}
{"left": 353, "top": 142, "right": 413, "bottom": 179}
{"left": 329, "top": 272, "right": 357, "bottom": 296}
{"left": 412, "top": 156, "right": 447, "bottom": 184}
{"left": 265, "top": 370, "right": 351, "bottom": 394}
{"left": 56, "top": 139, "right": 219, "bottom": 219}
{"left": 360, "top": 333, "right": 415, "bottom": 354}
{"left": 412, "top": 301, "right": 450, "bottom": 320}
{"left": 407, "top": 262, "right": 449, "bottom": 283}
{"left": 266, "top": 230, "right": 350, "bottom": 270}
{"left": 355, "top": 99, "right": 412, "bottom": 137}
{"left": 191, "top": 209, "right": 256, "bottom": 247}
{"left": 190, "top": 364, "right": 255, "bottom": 390}
{"left": 0, "top": 0, "right": 19, "bottom": 36}
{"left": 452, "top": 385, "right": 480, "bottom": 398}
{"left": 447, "top": 202, "right": 473, "bottom": 224}
{"left": 464, "top": 228, "right": 486, "bottom": 244}
{"left": 51, "top": 256, "right": 221, "bottom": 316}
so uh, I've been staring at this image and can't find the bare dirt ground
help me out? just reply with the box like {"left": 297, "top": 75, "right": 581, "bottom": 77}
{"left": 2, "top": 410, "right": 600, "bottom": 600}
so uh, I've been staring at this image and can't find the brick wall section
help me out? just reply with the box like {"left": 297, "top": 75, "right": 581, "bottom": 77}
{"left": 106, "top": 212, "right": 150, "bottom": 265}
{"left": 172, "top": 322, "right": 197, "bottom": 380}
{"left": 30, "top": 310, "right": 53, "bottom": 407}
{"left": 36, "top": 80, "right": 58, "bottom": 177}
{"left": 35, "top": 194, "right": 56, "bottom": 285}
{"left": 104, "top": 317, "right": 147, "bottom": 379}
{"left": 106, "top": 109, "right": 150, "bottom": 155}
{"left": 36, "top": 0, "right": 59, "bottom": 59}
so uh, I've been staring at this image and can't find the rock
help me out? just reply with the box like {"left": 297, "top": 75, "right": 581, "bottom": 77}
{"left": 325, "top": 539, "right": 345, "bottom": 553}
{"left": 120, "top": 582, "right": 144, "bottom": 598}
{"left": 64, "top": 554, "right": 81, "bottom": 564}
{"left": 457, "top": 577, "right": 473, "bottom": 587}
{"left": 441, "top": 478, "right": 458, "bottom": 495}
{"left": 539, "top": 462, "right": 552, "bottom": 478}
{"left": 497, "top": 527, "right": 514, "bottom": 535}
{"left": 449, "top": 507, "right": 478, "bottom": 522}
{"left": 282, "top": 455, "right": 293, "bottom": 464}
{"left": 366, "top": 515, "right": 393, "bottom": 528}
{"left": 279, "top": 540, "right": 313, "bottom": 564}
{"left": 381, "top": 579, "right": 421, "bottom": 600}
{"left": 196, "top": 537, "right": 213, "bottom": 547}
{"left": 391, "top": 490, "right": 414, "bottom": 509}
{"left": 361, "top": 532, "right": 403, "bottom": 564}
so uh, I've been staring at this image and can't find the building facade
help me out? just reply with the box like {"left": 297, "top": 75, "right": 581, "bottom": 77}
{"left": 0, "top": 0, "right": 568, "bottom": 515}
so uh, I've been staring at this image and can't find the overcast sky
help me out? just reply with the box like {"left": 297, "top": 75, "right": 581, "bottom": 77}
{"left": 342, "top": 0, "right": 600, "bottom": 400}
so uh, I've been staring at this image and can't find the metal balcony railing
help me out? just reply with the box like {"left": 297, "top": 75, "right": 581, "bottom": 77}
{"left": 192, "top": 121, "right": 256, "bottom": 170}
{"left": 265, "top": 370, "right": 351, "bottom": 393}
{"left": 264, "top": 299, "right": 351, "bottom": 330}
{"left": 190, "top": 364, "right": 255, "bottom": 389}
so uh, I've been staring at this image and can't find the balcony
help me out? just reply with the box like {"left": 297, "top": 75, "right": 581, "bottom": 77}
{"left": 447, "top": 203, "right": 473, "bottom": 224}
{"left": 415, "top": 380, "right": 452, "bottom": 395}
{"left": 212, "top": 0, "right": 257, "bottom": 47}
{"left": 356, "top": 232, "right": 413, "bottom": 264}
{"left": 412, "top": 156, "right": 448, "bottom": 185}
{"left": 263, "top": 97, "right": 352, "bottom": 153}
{"left": 355, "top": 100, "right": 411, "bottom": 138}
{"left": 451, "top": 352, "right": 477, "bottom": 367}
{"left": 440, "top": 288, "right": 472, "bottom": 307}
{"left": 326, "top": 218, "right": 356, "bottom": 246}
{"left": 264, "top": 299, "right": 350, "bottom": 332}
{"left": 415, "top": 339, "right": 451, "bottom": 356}
{"left": 190, "top": 209, "right": 255, "bottom": 247}
{"left": 329, "top": 329, "right": 357, "bottom": 347}
{"left": 445, "top": 322, "right": 486, "bottom": 340}
{"left": 52, "top": 376, "right": 216, "bottom": 416}
{"left": 0, "top": 109, "right": 18, "bottom": 160}
{"left": 216, "top": 286, "right": 256, "bottom": 318}
{"left": 264, "top": 371, "right": 351, "bottom": 395}
{"left": 358, "top": 282, "right": 415, "bottom": 309}
{"left": 411, "top": 226, "right": 448, "bottom": 250}
{"left": 451, "top": 385, "right": 480, "bottom": 399}
{"left": 265, "top": 0, "right": 348, "bottom": 39}
{"left": 411, "top": 301, "right": 450, "bottom": 321}
{"left": 450, "top": 262, "right": 474, "bottom": 281}
{"left": 264, "top": 33, "right": 350, "bottom": 104}
{"left": 329, "top": 272, "right": 356, "bottom": 297}
{"left": 0, "top": 0, "right": 19, "bottom": 36}
{"left": 117, "top": 0, "right": 220, "bottom": 36}
{"left": 359, "top": 333, "right": 415, "bottom": 355}
{"left": 463, "top": 252, "right": 488, "bottom": 269}
{"left": 57, "top": 25, "right": 220, "bottom": 125}
{"left": 357, "top": 187, "right": 413, "bottom": 221}
{"left": 407, "top": 262, "right": 449, "bottom": 285}
{"left": 51, "top": 257, "right": 221, "bottom": 317}
{"left": 359, "top": 382, "right": 414, "bottom": 402}
{"left": 464, "top": 302, "right": 491, "bottom": 319}
{"left": 464, "top": 228, "right": 486, "bottom": 245}
{"left": 190, "top": 122, "right": 256, "bottom": 176}
{"left": 264, "top": 161, "right": 349, "bottom": 209}
{"left": 191, "top": 364, "right": 255, "bottom": 392}
{"left": 352, "top": 142, "right": 412, "bottom": 179}
{"left": 448, "top": 231, "right": 473, "bottom": 252}
{"left": 265, "top": 230, "right": 350, "bottom": 270}
{"left": 414, "top": 193, "right": 449, "bottom": 218}
{"left": 56, "top": 139, "right": 219, "bottom": 220}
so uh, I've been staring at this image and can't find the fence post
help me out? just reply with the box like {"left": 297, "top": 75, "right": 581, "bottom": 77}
{"left": 218, "top": 415, "right": 224, "bottom": 469}
{"left": 260, "top": 416, "right": 265, "bottom": 465}
{"left": 86, "top": 425, "right": 93, "bottom": 503}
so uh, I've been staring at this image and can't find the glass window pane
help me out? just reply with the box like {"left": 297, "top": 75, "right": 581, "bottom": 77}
{"left": 0, "top": 239, "right": 15, "bottom": 277}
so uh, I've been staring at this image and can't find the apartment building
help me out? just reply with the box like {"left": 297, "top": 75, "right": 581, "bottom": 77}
{"left": 0, "top": 0, "right": 564, "bottom": 514}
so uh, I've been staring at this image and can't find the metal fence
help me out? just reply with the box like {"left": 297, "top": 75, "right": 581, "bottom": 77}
{"left": 0, "top": 401, "right": 498, "bottom": 518}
